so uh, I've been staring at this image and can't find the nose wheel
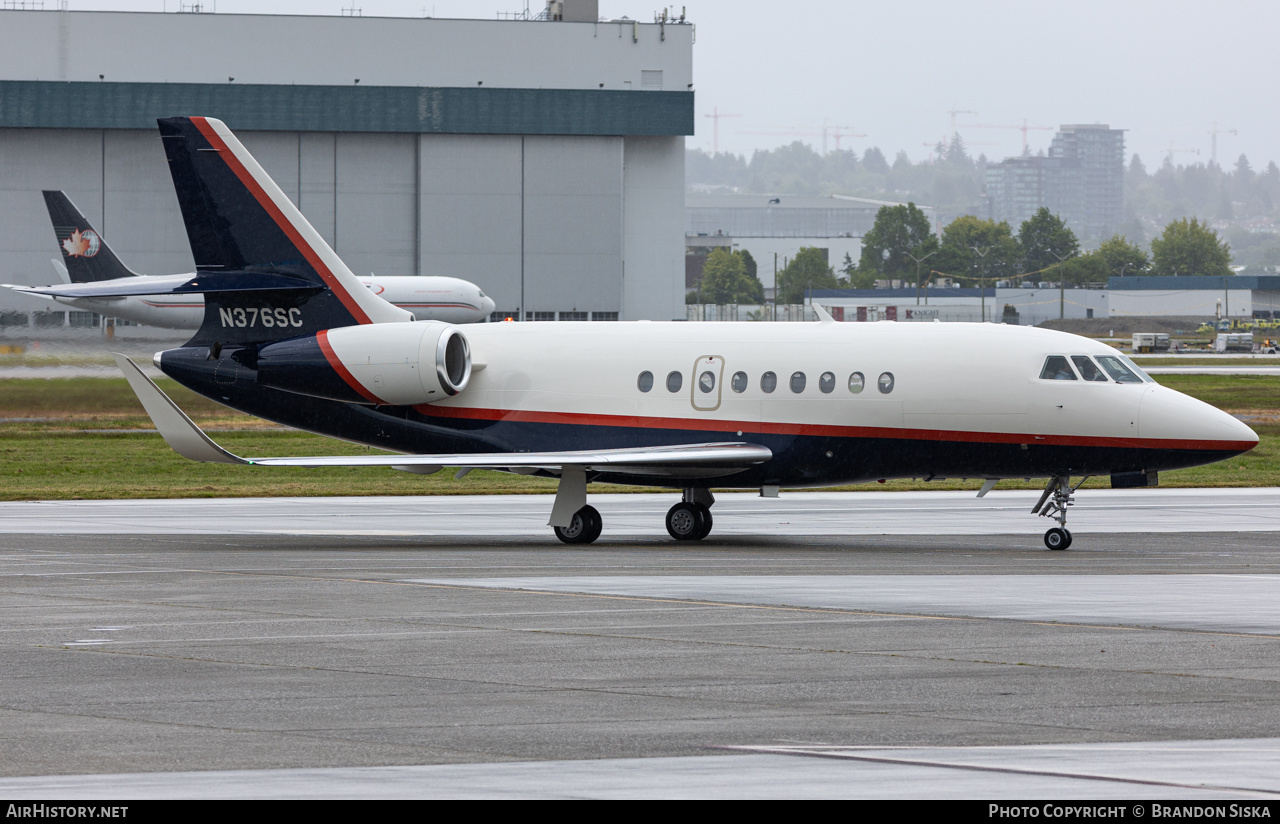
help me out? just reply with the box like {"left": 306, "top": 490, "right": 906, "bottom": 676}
{"left": 1044, "top": 527, "right": 1072, "bottom": 550}
{"left": 1033, "top": 475, "right": 1085, "bottom": 551}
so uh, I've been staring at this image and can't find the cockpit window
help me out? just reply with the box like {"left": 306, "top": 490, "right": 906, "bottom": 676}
{"left": 1118, "top": 353, "right": 1154, "bottom": 382}
{"left": 1071, "top": 356, "right": 1109, "bottom": 382}
{"left": 1095, "top": 355, "right": 1144, "bottom": 384}
{"left": 1039, "top": 356, "right": 1077, "bottom": 381}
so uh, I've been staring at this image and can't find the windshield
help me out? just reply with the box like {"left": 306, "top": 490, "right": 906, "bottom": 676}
{"left": 1095, "top": 355, "right": 1145, "bottom": 384}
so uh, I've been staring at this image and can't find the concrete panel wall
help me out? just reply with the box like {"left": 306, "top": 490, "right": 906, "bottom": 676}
{"left": 335, "top": 132, "right": 416, "bottom": 278}
{"left": 523, "top": 136, "right": 622, "bottom": 315}
{"left": 418, "top": 134, "right": 523, "bottom": 313}
{"left": 623, "top": 135, "right": 685, "bottom": 320}
{"left": 0, "top": 11, "right": 693, "bottom": 92}
{"left": 297, "top": 133, "right": 336, "bottom": 247}
{"left": 102, "top": 130, "right": 192, "bottom": 277}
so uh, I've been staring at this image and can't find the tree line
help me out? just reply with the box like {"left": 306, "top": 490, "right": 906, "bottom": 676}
{"left": 689, "top": 205, "right": 1235, "bottom": 305}
{"left": 688, "top": 139, "right": 1280, "bottom": 261}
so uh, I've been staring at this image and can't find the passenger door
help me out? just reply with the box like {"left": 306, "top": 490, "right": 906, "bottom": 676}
{"left": 691, "top": 355, "right": 724, "bottom": 411}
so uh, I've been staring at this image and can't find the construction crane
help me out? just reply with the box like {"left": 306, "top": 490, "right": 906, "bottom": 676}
{"left": 923, "top": 136, "right": 997, "bottom": 163}
{"left": 1164, "top": 142, "right": 1201, "bottom": 165}
{"left": 703, "top": 107, "right": 740, "bottom": 154}
{"left": 738, "top": 125, "right": 865, "bottom": 155}
{"left": 958, "top": 119, "right": 1053, "bottom": 155}
{"left": 1209, "top": 122, "right": 1238, "bottom": 166}
{"left": 946, "top": 106, "right": 977, "bottom": 139}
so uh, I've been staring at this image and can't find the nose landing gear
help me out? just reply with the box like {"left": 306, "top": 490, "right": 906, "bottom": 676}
{"left": 1033, "top": 475, "right": 1087, "bottom": 550}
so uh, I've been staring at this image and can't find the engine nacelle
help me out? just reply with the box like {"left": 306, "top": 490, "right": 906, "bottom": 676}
{"left": 257, "top": 321, "right": 471, "bottom": 406}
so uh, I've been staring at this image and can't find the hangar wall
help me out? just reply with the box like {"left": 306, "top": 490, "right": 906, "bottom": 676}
{"left": 0, "top": 9, "right": 693, "bottom": 324}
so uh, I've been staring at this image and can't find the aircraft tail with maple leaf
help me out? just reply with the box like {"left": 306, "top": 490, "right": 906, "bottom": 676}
{"left": 43, "top": 190, "right": 141, "bottom": 283}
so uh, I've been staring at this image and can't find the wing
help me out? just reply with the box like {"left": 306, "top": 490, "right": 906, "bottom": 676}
{"left": 13, "top": 272, "right": 320, "bottom": 299}
{"left": 113, "top": 354, "right": 773, "bottom": 478}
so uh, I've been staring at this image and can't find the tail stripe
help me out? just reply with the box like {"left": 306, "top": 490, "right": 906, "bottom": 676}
{"left": 189, "top": 117, "right": 375, "bottom": 325}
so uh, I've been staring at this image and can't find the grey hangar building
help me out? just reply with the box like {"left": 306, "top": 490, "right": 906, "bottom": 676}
{"left": 0, "top": 4, "right": 693, "bottom": 330}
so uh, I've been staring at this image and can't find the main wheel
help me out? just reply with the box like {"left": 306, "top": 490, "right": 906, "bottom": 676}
{"left": 666, "top": 502, "right": 708, "bottom": 541}
{"left": 1044, "top": 527, "right": 1071, "bottom": 551}
{"left": 692, "top": 503, "right": 713, "bottom": 540}
{"left": 554, "top": 505, "right": 602, "bottom": 545}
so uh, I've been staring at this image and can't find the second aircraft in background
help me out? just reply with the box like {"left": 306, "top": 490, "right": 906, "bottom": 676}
{"left": 2, "top": 190, "right": 496, "bottom": 328}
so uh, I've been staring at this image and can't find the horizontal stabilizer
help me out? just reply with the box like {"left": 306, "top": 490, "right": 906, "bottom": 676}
{"left": 14, "top": 272, "right": 321, "bottom": 299}
{"left": 116, "top": 355, "right": 773, "bottom": 476}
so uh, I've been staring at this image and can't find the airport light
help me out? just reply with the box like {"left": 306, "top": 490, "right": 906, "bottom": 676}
{"left": 1043, "top": 248, "right": 1069, "bottom": 319}
{"left": 970, "top": 246, "right": 989, "bottom": 322}
{"left": 906, "top": 249, "right": 937, "bottom": 305}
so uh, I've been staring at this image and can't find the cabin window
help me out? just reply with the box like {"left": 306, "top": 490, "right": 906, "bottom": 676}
{"left": 1095, "top": 355, "right": 1144, "bottom": 384}
{"left": 699, "top": 371, "right": 716, "bottom": 393}
{"left": 819, "top": 372, "right": 836, "bottom": 394}
{"left": 1039, "top": 356, "right": 1077, "bottom": 380}
{"left": 761, "top": 371, "right": 778, "bottom": 393}
{"left": 1071, "top": 356, "right": 1109, "bottom": 382}
{"left": 731, "top": 371, "right": 748, "bottom": 393}
{"left": 848, "top": 372, "right": 865, "bottom": 394}
{"left": 666, "top": 371, "right": 683, "bottom": 392}
{"left": 637, "top": 371, "right": 654, "bottom": 392}
{"left": 878, "top": 372, "right": 895, "bottom": 394}
{"left": 789, "top": 371, "right": 807, "bottom": 393}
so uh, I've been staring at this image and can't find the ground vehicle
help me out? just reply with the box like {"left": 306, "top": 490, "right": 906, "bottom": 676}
{"left": 1132, "top": 333, "right": 1170, "bottom": 353}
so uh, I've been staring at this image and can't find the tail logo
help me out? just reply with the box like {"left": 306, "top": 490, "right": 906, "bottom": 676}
{"left": 62, "top": 228, "right": 101, "bottom": 258}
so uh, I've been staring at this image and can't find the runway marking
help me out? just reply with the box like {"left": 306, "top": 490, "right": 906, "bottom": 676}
{"left": 720, "top": 745, "right": 1280, "bottom": 798}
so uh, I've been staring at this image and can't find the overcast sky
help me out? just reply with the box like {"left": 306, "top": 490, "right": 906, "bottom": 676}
{"left": 61, "top": 0, "right": 1280, "bottom": 169}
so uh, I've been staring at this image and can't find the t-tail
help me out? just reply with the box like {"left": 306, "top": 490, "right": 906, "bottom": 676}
{"left": 156, "top": 116, "right": 411, "bottom": 347}
{"left": 43, "top": 190, "right": 141, "bottom": 283}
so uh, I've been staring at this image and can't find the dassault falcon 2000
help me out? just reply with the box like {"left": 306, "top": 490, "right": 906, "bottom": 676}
{"left": 3, "top": 190, "right": 495, "bottom": 328}
{"left": 108, "top": 117, "right": 1256, "bottom": 549}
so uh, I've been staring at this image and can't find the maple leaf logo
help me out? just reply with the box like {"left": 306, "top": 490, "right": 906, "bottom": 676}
{"left": 62, "top": 229, "right": 90, "bottom": 257}
{"left": 61, "top": 229, "right": 99, "bottom": 258}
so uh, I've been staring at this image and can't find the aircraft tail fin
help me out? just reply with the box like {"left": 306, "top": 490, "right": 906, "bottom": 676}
{"left": 43, "top": 191, "right": 142, "bottom": 283}
{"left": 155, "top": 116, "right": 411, "bottom": 345}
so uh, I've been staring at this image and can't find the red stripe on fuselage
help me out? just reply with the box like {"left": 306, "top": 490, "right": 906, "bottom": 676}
{"left": 190, "top": 117, "right": 371, "bottom": 325}
{"left": 410, "top": 403, "right": 1256, "bottom": 453}
{"left": 317, "top": 329, "right": 384, "bottom": 405}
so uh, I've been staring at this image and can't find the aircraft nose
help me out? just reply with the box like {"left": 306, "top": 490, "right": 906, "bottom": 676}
{"left": 1139, "top": 384, "right": 1258, "bottom": 454}
{"left": 481, "top": 294, "right": 496, "bottom": 316}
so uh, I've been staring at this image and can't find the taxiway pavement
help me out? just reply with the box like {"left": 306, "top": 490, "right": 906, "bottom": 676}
{"left": 1, "top": 491, "right": 1278, "bottom": 798}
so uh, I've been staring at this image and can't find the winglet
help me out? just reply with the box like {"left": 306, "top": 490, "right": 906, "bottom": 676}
{"left": 113, "top": 354, "right": 247, "bottom": 465}
{"left": 812, "top": 302, "right": 836, "bottom": 324}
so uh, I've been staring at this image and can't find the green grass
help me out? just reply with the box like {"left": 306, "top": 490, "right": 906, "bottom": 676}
{"left": 1, "top": 375, "right": 1277, "bottom": 500}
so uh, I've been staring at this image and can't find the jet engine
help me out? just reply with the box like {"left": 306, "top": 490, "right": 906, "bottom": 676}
{"left": 256, "top": 321, "right": 471, "bottom": 406}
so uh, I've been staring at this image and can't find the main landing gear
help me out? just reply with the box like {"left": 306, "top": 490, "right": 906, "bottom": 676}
{"left": 1032, "top": 475, "right": 1087, "bottom": 550}
{"left": 549, "top": 483, "right": 717, "bottom": 545}
{"left": 666, "top": 487, "right": 715, "bottom": 541}
{"left": 553, "top": 505, "right": 602, "bottom": 545}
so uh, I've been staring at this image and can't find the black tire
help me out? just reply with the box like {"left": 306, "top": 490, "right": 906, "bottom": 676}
{"left": 692, "top": 503, "right": 713, "bottom": 540}
{"left": 1044, "top": 527, "right": 1069, "bottom": 551}
{"left": 555, "top": 505, "right": 602, "bottom": 545}
{"left": 581, "top": 505, "right": 603, "bottom": 544}
{"left": 666, "top": 502, "right": 707, "bottom": 541}
{"left": 1060, "top": 528, "right": 1072, "bottom": 549}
